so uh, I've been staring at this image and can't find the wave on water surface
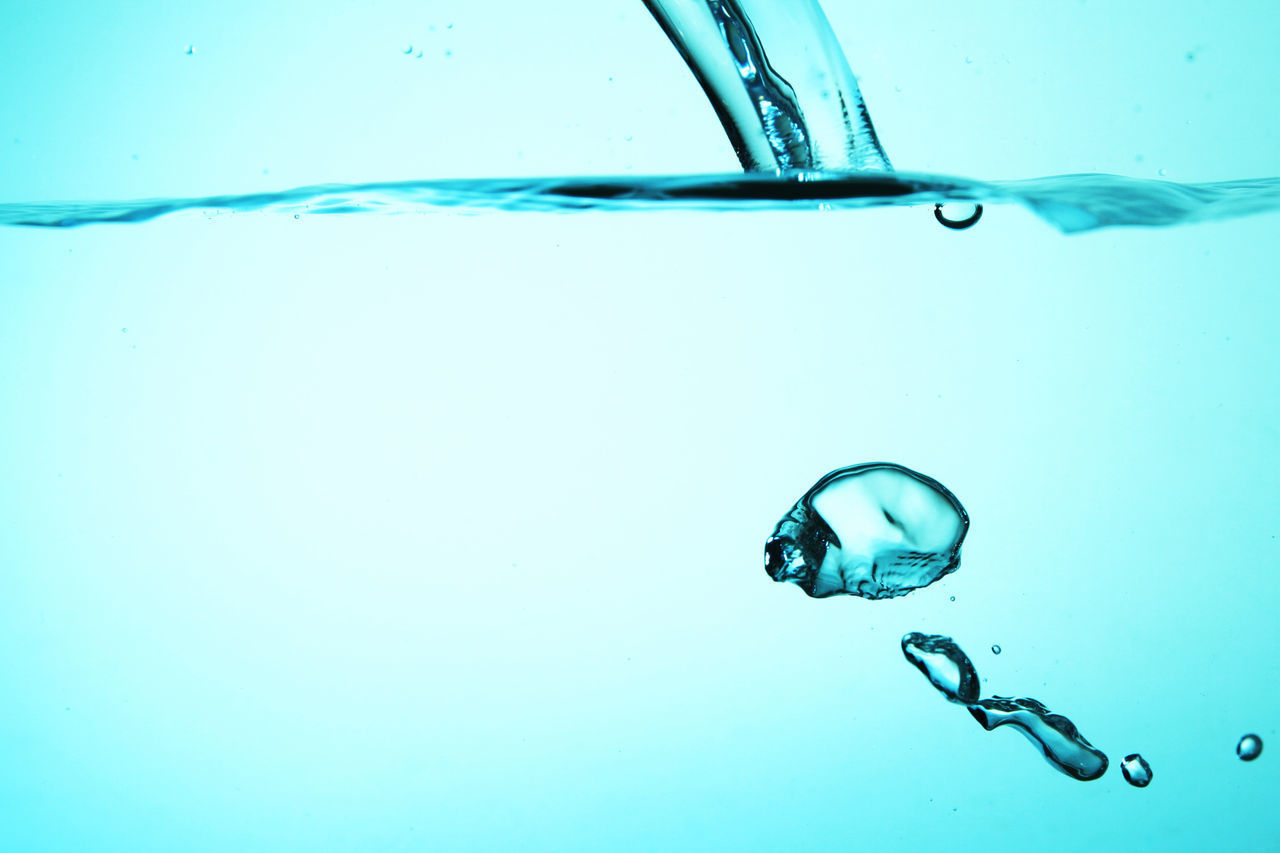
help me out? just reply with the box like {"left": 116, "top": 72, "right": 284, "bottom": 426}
{"left": 2, "top": 169, "right": 1279, "bottom": 233}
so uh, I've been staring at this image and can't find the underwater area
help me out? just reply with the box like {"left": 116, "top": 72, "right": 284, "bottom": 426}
{"left": 1, "top": 1, "right": 1278, "bottom": 850}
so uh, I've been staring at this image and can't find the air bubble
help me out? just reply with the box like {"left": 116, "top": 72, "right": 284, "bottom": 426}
{"left": 185, "top": 45, "right": 196, "bottom": 56}
{"left": 1121, "top": 753, "right": 1153, "bottom": 787}
{"left": 903, "top": 632, "right": 1108, "bottom": 781}
{"left": 1237, "top": 734, "right": 1263, "bottom": 761}
{"left": 934, "top": 203, "right": 983, "bottom": 230}
{"left": 902, "top": 633, "right": 979, "bottom": 704}
{"left": 991, "top": 644, "right": 1001, "bottom": 655}
{"left": 764, "top": 463, "right": 968, "bottom": 600}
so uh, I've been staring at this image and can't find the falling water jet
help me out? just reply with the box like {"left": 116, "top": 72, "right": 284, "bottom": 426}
{"left": 641, "top": 0, "right": 891, "bottom": 172}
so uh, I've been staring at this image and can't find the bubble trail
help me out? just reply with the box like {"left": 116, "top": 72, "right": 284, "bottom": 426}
{"left": 1121, "top": 753, "right": 1153, "bottom": 787}
{"left": 901, "top": 632, "right": 1108, "bottom": 781}
{"left": 764, "top": 463, "right": 968, "bottom": 600}
{"left": 1237, "top": 734, "right": 1263, "bottom": 761}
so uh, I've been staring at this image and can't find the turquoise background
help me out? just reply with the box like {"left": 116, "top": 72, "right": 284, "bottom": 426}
{"left": 2, "top": 2, "right": 1278, "bottom": 850}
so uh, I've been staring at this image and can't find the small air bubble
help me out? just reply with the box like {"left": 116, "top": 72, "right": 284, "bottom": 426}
{"left": 1121, "top": 754, "right": 1153, "bottom": 787}
{"left": 403, "top": 45, "right": 414, "bottom": 54}
{"left": 1158, "top": 168, "right": 1168, "bottom": 177}
{"left": 949, "top": 596, "right": 956, "bottom": 602}
{"left": 934, "top": 203, "right": 983, "bottom": 230}
{"left": 991, "top": 644, "right": 1001, "bottom": 655}
{"left": 185, "top": 45, "right": 196, "bottom": 55}
{"left": 964, "top": 56, "right": 973, "bottom": 64}
{"left": 121, "top": 327, "right": 127, "bottom": 333}
{"left": 293, "top": 214, "right": 300, "bottom": 220}
{"left": 1237, "top": 734, "right": 1263, "bottom": 761}
{"left": 415, "top": 50, "right": 423, "bottom": 59}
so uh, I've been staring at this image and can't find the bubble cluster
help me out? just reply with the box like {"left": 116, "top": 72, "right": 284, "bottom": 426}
{"left": 765, "top": 463, "right": 968, "bottom": 600}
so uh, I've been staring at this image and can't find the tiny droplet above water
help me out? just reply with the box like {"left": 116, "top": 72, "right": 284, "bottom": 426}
{"left": 1121, "top": 753, "right": 1153, "bottom": 787}
{"left": 991, "top": 644, "right": 1001, "bottom": 655}
{"left": 1237, "top": 734, "right": 1263, "bottom": 761}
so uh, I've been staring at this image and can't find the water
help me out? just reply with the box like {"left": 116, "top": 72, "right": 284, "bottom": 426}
{"left": 1121, "top": 754, "right": 1154, "bottom": 788}
{"left": 2, "top": 1, "right": 1279, "bottom": 850}
{"left": 1238, "top": 735, "right": 1264, "bottom": 762}
{"left": 764, "top": 463, "right": 968, "bottom": 599}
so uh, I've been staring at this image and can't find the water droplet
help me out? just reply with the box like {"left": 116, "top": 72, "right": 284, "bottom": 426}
{"left": 1237, "top": 734, "right": 1263, "bottom": 761}
{"left": 185, "top": 45, "right": 195, "bottom": 56}
{"left": 968, "top": 697, "right": 1109, "bottom": 781}
{"left": 991, "top": 644, "right": 1001, "bottom": 655}
{"left": 934, "top": 203, "right": 983, "bottom": 230}
{"left": 764, "top": 463, "right": 968, "bottom": 599}
{"left": 902, "top": 632, "right": 980, "bottom": 704}
{"left": 1121, "top": 753, "right": 1153, "bottom": 787}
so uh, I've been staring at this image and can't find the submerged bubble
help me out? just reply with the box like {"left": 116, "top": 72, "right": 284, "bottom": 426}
{"left": 764, "top": 463, "right": 968, "bottom": 600}
{"left": 902, "top": 633, "right": 980, "bottom": 704}
{"left": 991, "top": 644, "right": 1001, "bottom": 655}
{"left": 934, "top": 203, "right": 984, "bottom": 230}
{"left": 1121, "top": 753, "right": 1153, "bottom": 787}
{"left": 1237, "top": 734, "right": 1263, "bottom": 761}
{"left": 403, "top": 45, "right": 414, "bottom": 54}
{"left": 968, "top": 697, "right": 1109, "bottom": 781}
{"left": 903, "top": 632, "right": 1108, "bottom": 781}
{"left": 184, "top": 45, "right": 196, "bottom": 56}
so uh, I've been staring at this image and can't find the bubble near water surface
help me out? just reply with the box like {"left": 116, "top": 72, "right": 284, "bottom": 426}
{"left": 1237, "top": 734, "right": 1263, "bottom": 761}
{"left": 1120, "top": 753, "right": 1153, "bottom": 787}
{"left": 902, "top": 633, "right": 980, "bottom": 704}
{"left": 764, "top": 463, "right": 968, "bottom": 600}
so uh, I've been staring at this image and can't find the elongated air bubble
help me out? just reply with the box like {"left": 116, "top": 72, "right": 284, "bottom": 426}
{"left": 765, "top": 463, "right": 968, "bottom": 600}
{"left": 901, "top": 632, "right": 1109, "bottom": 781}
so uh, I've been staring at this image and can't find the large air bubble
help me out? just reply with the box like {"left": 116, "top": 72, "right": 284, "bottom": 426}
{"left": 765, "top": 463, "right": 968, "bottom": 599}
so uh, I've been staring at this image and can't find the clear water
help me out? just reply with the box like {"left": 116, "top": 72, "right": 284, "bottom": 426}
{"left": 2, "top": 1, "right": 1279, "bottom": 850}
